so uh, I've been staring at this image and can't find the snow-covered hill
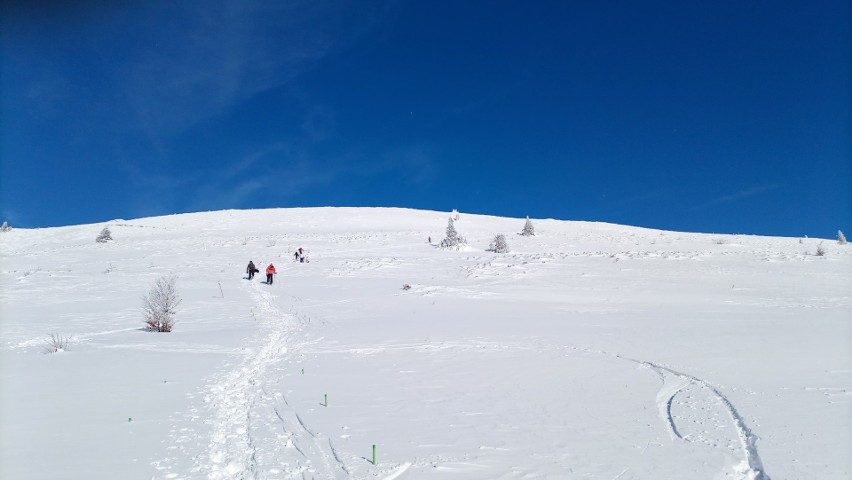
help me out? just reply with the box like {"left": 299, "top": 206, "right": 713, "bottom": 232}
{"left": 1, "top": 207, "right": 849, "bottom": 479}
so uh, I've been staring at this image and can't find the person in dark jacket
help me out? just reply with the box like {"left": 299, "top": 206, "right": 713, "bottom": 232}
{"left": 266, "top": 263, "right": 276, "bottom": 284}
{"left": 246, "top": 261, "right": 257, "bottom": 280}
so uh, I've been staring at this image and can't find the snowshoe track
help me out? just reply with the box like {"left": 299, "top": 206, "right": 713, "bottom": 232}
{"left": 193, "top": 282, "right": 347, "bottom": 479}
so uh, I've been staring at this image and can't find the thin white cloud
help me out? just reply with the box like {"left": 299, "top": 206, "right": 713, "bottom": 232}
{"left": 186, "top": 140, "right": 439, "bottom": 212}
{"left": 117, "top": 1, "right": 391, "bottom": 139}
{"left": 185, "top": 140, "right": 333, "bottom": 211}
{"left": 115, "top": 1, "right": 398, "bottom": 208}
{"left": 700, "top": 183, "right": 781, "bottom": 208}
{"left": 375, "top": 145, "right": 438, "bottom": 185}
{"left": 120, "top": 3, "right": 324, "bottom": 135}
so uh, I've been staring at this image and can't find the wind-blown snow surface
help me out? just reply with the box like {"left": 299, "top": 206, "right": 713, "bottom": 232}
{"left": 1, "top": 207, "right": 850, "bottom": 480}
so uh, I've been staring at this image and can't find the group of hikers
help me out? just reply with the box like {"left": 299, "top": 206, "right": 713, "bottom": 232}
{"left": 245, "top": 248, "right": 307, "bottom": 285}
{"left": 245, "top": 260, "right": 275, "bottom": 284}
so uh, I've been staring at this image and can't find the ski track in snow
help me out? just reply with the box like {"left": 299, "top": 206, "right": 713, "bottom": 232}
{"left": 290, "top": 334, "right": 773, "bottom": 479}
{"left": 620, "top": 356, "right": 771, "bottom": 480}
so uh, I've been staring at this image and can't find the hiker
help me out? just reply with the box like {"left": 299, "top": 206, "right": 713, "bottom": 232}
{"left": 428, "top": 236, "right": 431, "bottom": 243}
{"left": 266, "top": 263, "right": 276, "bottom": 284}
{"left": 294, "top": 250, "right": 300, "bottom": 262}
{"left": 246, "top": 260, "right": 258, "bottom": 280}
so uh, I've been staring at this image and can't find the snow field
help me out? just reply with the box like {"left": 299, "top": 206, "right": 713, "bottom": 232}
{"left": 1, "top": 207, "right": 850, "bottom": 479}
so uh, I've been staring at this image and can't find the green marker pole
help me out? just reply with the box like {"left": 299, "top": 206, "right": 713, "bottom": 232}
{"left": 324, "top": 394, "right": 328, "bottom": 407}
{"left": 372, "top": 444, "right": 376, "bottom": 465}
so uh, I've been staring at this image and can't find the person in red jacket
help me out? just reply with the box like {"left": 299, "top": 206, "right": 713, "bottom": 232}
{"left": 265, "top": 263, "right": 276, "bottom": 285}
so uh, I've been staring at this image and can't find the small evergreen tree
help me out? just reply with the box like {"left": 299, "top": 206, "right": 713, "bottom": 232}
{"left": 1, "top": 221, "right": 10, "bottom": 232}
{"left": 96, "top": 227, "right": 113, "bottom": 243}
{"left": 520, "top": 217, "right": 535, "bottom": 236}
{"left": 839, "top": 230, "right": 847, "bottom": 245}
{"left": 488, "top": 234, "right": 509, "bottom": 253}
{"left": 440, "top": 217, "right": 466, "bottom": 248}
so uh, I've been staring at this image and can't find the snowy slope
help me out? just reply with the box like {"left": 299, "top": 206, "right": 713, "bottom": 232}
{"left": 1, "top": 207, "right": 850, "bottom": 480}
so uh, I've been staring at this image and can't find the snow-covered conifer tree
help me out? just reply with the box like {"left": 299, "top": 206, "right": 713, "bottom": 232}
{"left": 440, "top": 217, "right": 466, "bottom": 248}
{"left": 520, "top": 217, "right": 535, "bottom": 236}
{"left": 488, "top": 234, "right": 509, "bottom": 253}
{"left": 1, "top": 221, "right": 10, "bottom": 232}
{"left": 839, "top": 230, "right": 847, "bottom": 245}
{"left": 96, "top": 227, "right": 113, "bottom": 243}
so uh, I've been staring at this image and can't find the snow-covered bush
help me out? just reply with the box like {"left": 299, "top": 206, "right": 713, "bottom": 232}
{"left": 839, "top": 230, "right": 847, "bottom": 245}
{"left": 520, "top": 217, "right": 535, "bottom": 236}
{"left": 143, "top": 275, "right": 181, "bottom": 332}
{"left": 440, "top": 217, "right": 466, "bottom": 248}
{"left": 488, "top": 234, "right": 509, "bottom": 253}
{"left": 43, "top": 333, "right": 70, "bottom": 354}
{"left": 1, "top": 221, "right": 10, "bottom": 232}
{"left": 816, "top": 242, "right": 826, "bottom": 257}
{"left": 96, "top": 227, "right": 113, "bottom": 243}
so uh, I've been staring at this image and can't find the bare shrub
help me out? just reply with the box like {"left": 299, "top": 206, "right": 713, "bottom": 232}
{"left": 143, "top": 275, "right": 182, "bottom": 332}
{"left": 43, "top": 333, "right": 70, "bottom": 354}
{"left": 714, "top": 238, "right": 727, "bottom": 245}
{"left": 816, "top": 242, "right": 826, "bottom": 257}
{"left": 402, "top": 284, "right": 412, "bottom": 290}
{"left": 96, "top": 227, "right": 113, "bottom": 243}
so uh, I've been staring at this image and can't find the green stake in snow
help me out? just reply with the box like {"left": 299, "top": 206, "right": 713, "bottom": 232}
{"left": 301, "top": 368, "right": 304, "bottom": 375}
{"left": 372, "top": 444, "right": 376, "bottom": 465}
{"left": 323, "top": 394, "right": 328, "bottom": 407}
{"left": 128, "top": 417, "right": 132, "bottom": 422}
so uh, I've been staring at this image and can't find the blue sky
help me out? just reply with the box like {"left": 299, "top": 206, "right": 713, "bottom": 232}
{"left": 1, "top": 1, "right": 849, "bottom": 237}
